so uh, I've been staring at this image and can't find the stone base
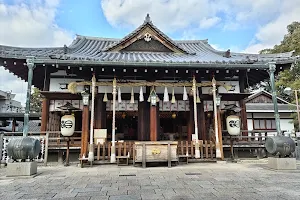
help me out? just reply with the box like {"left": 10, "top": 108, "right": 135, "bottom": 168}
{"left": 268, "top": 157, "right": 297, "bottom": 170}
{"left": 7, "top": 162, "right": 37, "bottom": 177}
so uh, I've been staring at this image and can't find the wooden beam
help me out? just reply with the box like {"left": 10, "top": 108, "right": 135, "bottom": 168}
{"left": 187, "top": 97, "right": 194, "bottom": 141}
{"left": 217, "top": 107, "right": 224, "bottom": 160}
{"left": 239, "top": 71, "right": 248, "bottom": 136}
{"left": 150, "top": 105, "right": 158, "bottom": 141}
{"left": 138, "top": 101, "right": 145, "bottom": 141}
{"left": 40, "top": 98, "right": 49, "bottom": 132}
{"left": 95, "top": 94, "right": 106, "bottom": 129}
{"left": 239, "top": 100, "right": 248, "bottom": 132}
{"left": 81, "top": 106, "right": 89, "bottom": 157}
{"left": 11, "top": 119, "right": 16, "bottom": 132}
{"left": 198, "top": 102, "right": 206, "bottom": 140}
{"left": 40, "top": 70, "right": 50, "bottom": 133}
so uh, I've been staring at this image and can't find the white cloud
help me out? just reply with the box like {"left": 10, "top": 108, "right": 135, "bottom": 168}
{"left": 101, "top": 0, "right": 223, "bottom": 32}
{"left": 199, "top": 17, "right": 221, "bottom": 29}
{"left": 243, "top": 1, "right": 300, "bottom": 53}
{"left": 0, "top": 0, "right": 73, "bottom": 106}
{"left": 101, "top": 0, "right": 300, "bottom": 54}
{"left": 0, "top": 1, "right": 73, "bottom": 47}
{"left": 0, "top": 66, "right": 27, "bottom": 105}
{"left": 101, "top": 0, "right": 283, "bottom": 32}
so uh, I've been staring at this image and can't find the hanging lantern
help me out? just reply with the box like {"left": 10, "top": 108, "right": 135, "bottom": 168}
{"left": 130, "top": 87, "right": 135, "bottom": 104}
{"left": 163, "top": 87, "right": 169, "bottom": 102}
{"left": 226, "top": 115, "right": 240, "bottom": 136}
{"left": 103, "top": 88, "right": 108, "bottom": 102}
{"left": 207, "top": 112, "right": 211, "bottom": 118}
{"left": 171, "top": 88, "right": 176, "bottom": 104}
{"left": 172, "top": 112, "right": 177, "bottom": 119}
{"left": 183, "top": 86, "right": 188, "bottom": 101}
{"left": 149, "top": 87, "right": 158, "bottom": 106}
{"left": 139, "top": 86, "right": 144, "bottom": 102}
{"left": 118, "top": 87, "right": 122, "bottom": 103}
{"left": 189, "top": 88, "right": 194, "bottom": 96}
{"left": 61, "top": 114, "right": 75, "bottom": 136}
{"left": 196, "top": 87, "right": 201, "bottom": 103}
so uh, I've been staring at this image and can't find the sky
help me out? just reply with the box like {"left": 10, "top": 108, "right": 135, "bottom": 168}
{"left": 0, "top": 0, "right": 300, "bottom": 105}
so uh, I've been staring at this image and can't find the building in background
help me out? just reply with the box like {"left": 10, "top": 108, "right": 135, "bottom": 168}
{"left": 246, "top": 90, "right": 295, "bottom": 135}
{"left": 0, "top": 90, "right": 40, "bottom": 132}
{"left": 0, "top": 14, "right": 297, "bottom": 159}
{"left": 0, "top": 90, "right": 23, "bottom": 113}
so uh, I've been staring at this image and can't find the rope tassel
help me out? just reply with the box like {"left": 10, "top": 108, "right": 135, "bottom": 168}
{"left": 183, "top": 86, "right": 188, "bottom": 101}
{"left": 130, "top": 87, "right": 135, "bottom": 104}
{"left": 171, "top": 88, "right": 176, "bottom": 104}
{"left": 139, "top": 86, "right": 144, "bottom": 102}
{"left": 103, "top": 87, "right": 108, "bottom": 102}
{"left": 163, "top": 87, "right": 169, "bottom": 102}
{"left": 118, "top": 87, "right": 122, "bottom": 103}
{"left": 196, "top": 87, "right": 201, "bottom": 103}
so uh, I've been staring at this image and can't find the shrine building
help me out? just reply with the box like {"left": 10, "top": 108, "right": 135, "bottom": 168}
{"left": 0, "top": 14, "right": 296, "bottom": 161}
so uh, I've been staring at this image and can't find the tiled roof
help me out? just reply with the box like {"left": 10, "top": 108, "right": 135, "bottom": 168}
{"left": 17, "top": 120, "right": 41, "bottom": 132}
{"left": 103, "top": 14, "right": 189, "bottom": 54}
{"left": 245, "top": 90, "right": 290, "bottom": 104}
{"left": 0, "top": 14, "right": 295, "bottom": 65}
{"left": 0, "top": 36, "right": 294, "bottom": 65}
{"left": 246, "top": 103, "right": 295, "bottom": 112}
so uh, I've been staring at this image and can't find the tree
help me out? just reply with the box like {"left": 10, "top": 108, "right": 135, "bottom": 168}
{"left": 259, "top": 21, "right": 300, "bottom": 130}
{"left": 30, "top": 87, "right": 42, "bottom": 113}
{"left": 260, "top": 21, "right": 300, "bottom": 55}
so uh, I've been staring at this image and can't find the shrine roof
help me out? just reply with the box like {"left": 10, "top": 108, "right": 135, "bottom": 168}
{"left": 0, "top": 14, "right": 296, "bottom": 67}
{"left": 0, "top": 36, "right": 295, "bottom": 66}
{"left": 246, "top": 103, "right": 295, "bottom": 112}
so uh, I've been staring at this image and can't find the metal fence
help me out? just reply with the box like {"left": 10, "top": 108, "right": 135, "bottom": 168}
{"left": 0, "top": 132, "right": 49, "bottom": 166}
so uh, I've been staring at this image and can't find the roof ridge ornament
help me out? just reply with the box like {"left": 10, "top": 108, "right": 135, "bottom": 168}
{"left": 144, "top": 13, "right": 152, "bottom": 23}
{"left": 64, "top": 44, "right": 68, "bottom": 54}
{"left": 224, "top": 49, "right": 231, "bottom": 58}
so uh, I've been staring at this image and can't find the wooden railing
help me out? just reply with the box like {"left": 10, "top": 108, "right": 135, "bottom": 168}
{"left": 7, "top": 129, "right": 293, "bottom": 164}
{"left": 93, "top": 140, "right": 216, "bottom": 162}
{"left": 0, "top": 132, "right": 49, "bottom": 165}
{"left": 222, "top": 130, "right": 283, "bottom": 147}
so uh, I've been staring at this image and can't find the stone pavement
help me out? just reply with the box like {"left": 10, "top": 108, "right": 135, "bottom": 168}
{"left": 0, "top": 162, "right": 300, "bottom": 200}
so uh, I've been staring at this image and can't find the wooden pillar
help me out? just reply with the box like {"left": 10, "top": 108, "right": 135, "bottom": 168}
{"left": 138, "top": 101, "right": 146, "bottom": 141}
{"left": 40, "top": 69, "right": 50, "bottom": 132}
{"left": 40, "top": 98, "right": 49, "bottom": 132}
{"left": 239, "top": 70, "right": 248, "bottom": 135}
{"left": 198, "top": 102, "right": 206, "bottom": 140}
{"left": 187, "top": 97, "right": 194, "bottom": 141}
{"left": 11, "top": 119, "right": 16, "bottom": 132}
{"left": 138, "top": 101, "right": 150, "bottom": 140}
{"left": 138, "top": 87, "right": 151, "bottom": 141}
{"left": 81, "top": 105, "right": 89, "bottom": 157}
{"left": 156, "top": 105, "right": 160, "bottom": 141}
{"left": 217, "top": 107, "right": 224, "bottom": 159}
{"left": 95, "top": 94, "right": 106, "bottom": 129}
{"left": 150, "top": 105, "right": 157, "bottom": 141}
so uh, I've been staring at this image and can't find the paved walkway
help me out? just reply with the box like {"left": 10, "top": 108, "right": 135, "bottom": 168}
{"left": 0, "top": 162, "right": 300, "bottom": 200}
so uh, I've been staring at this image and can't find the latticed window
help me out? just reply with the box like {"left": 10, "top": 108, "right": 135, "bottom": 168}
{"left": 253, "top": 119, "right": 276, "bottom": 130}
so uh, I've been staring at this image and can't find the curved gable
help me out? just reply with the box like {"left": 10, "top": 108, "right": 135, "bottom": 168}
{"left": 104, "top": 14, "right": 188, "bottom": 54}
